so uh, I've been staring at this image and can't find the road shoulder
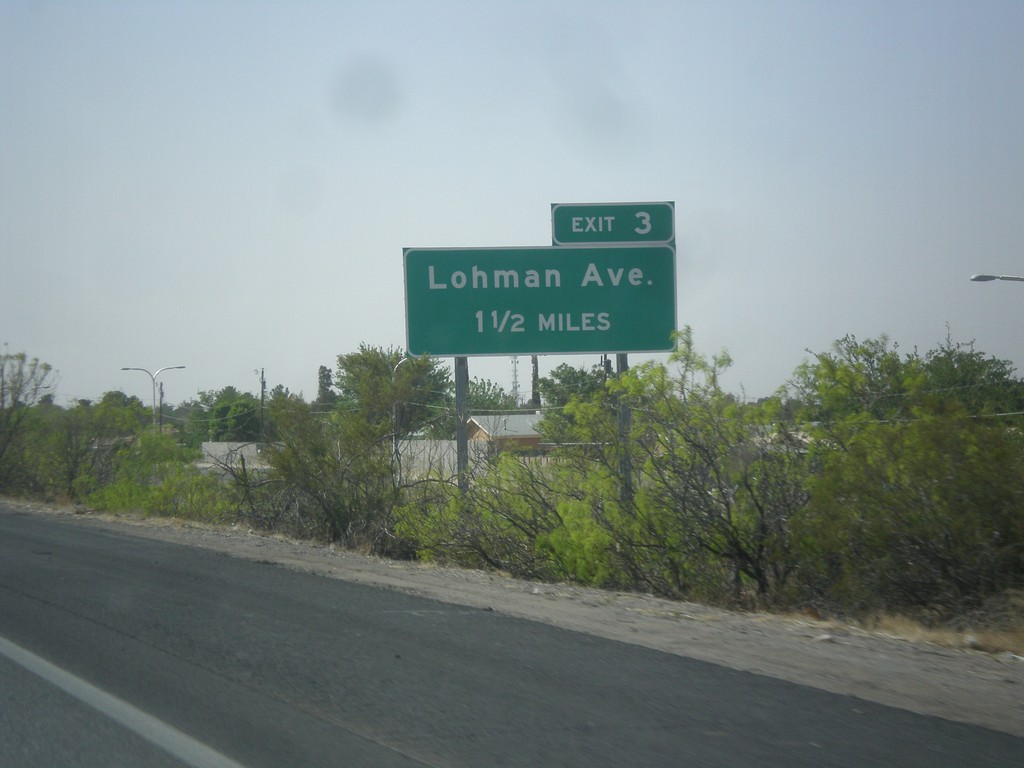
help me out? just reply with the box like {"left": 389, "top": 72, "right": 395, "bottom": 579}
{"left": 6, "top": 500, "right": 1023, "bottom": 738}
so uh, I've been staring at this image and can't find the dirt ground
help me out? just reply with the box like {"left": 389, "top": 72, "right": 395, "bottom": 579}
{"left": 9, "top": 500, "right": 1023, "bottom": 738}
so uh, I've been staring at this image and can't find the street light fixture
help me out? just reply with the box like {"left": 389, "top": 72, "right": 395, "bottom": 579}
{"left": 971, "top": 274, "right": 1024, "bottom": 282}
{"left": 121, "top": 365, "right": 186, "bottom": 428}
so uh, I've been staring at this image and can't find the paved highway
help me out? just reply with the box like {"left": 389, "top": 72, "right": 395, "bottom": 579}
{"left": 1, "top": 503, "right": 1020, "bottom": 767}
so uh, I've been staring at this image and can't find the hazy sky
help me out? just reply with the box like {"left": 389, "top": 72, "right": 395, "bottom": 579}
{"left": 3, "top": 0, "right": 1023, "bottom": 408}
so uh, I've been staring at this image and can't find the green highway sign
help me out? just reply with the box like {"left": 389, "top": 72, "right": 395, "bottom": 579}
{"left": 404, "top": 245, "right": 676, "bottom": 356}
{"left": 551, "top": 201, "right": 675, "bottom": 246}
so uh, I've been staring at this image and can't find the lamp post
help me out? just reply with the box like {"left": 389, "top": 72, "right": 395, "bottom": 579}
{"left": 121, "top": 365, "right": 186, "bottom": 428}
{"left": 971, "top": 274, "right": 1024, "bottom": 282}
{"left": 392, "top": 356, "right": 411, "bottom": 468}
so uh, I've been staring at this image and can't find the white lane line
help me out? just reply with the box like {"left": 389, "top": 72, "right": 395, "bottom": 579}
{"left": 0, "top": 635, "right": 248, "bottom": 768}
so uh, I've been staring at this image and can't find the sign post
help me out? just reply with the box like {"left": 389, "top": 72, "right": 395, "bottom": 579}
{"left": 455, "top": 356, "right": 469, "bottom": 491}
{"left": 550, "top": 201, "right": 675, "bottom": 504}
{"left": 404, "top": 200, "right": 676, "bottom": 492}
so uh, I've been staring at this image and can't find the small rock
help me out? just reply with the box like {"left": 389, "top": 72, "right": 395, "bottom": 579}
{"left": 813, "top": 634, "right": 836, "bottom": 643}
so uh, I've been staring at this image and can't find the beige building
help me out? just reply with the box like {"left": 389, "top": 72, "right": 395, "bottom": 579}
{"left": 466, "top": 413, "right": 544, "bottom": 451}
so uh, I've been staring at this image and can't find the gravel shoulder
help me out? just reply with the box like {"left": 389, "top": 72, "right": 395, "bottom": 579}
{"left": 9, "top": 501, "right": 1023, "bottom": 738}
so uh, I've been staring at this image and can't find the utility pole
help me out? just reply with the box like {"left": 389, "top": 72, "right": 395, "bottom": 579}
{"left": 258, "top": 368, "right": 266, "bottom": 442}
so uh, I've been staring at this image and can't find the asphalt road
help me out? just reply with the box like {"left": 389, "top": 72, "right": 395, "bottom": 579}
{"left": 1, "top": 503, "right": 1021, "bottom": 767}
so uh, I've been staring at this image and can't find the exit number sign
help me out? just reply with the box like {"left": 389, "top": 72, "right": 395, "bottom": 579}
{"left": 552, "top": 201, "right": 674, "bottom": 246}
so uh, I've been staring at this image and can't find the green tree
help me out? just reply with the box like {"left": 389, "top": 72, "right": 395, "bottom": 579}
{"left": 536, "top": 362, "right": 609, "bottom": 442}
{"left": 177, "top": 396, "right": 212, "bottom": 449}
{"left": 799, "top": 406, "right": 1024, "bottom": 615}
{"left": 87, "top": 430, "right": 208, "bottom": 518}
{"left": 920, "top": 333, "right": 1024, "bottom": 416}
{"left": 335, "top": 344, "right": 452, "bottom": 439}
{"left": 409, "top": 330, "right": 810, "bottom": 603}
{"left": 791, "top": 334, "right": 924, "bottom": 427}
{"left": 468, "top": 377, "right": 518, "bottom": 413}
{"left": 38, "top": 392, "right": 146, "bottom": 500}
{"left": 265, "top": 395, "right": 397, "bottom": 548}
{"left": 537, "top": 362, "right": 607, "bottom": 408}
{"left": 195, "top": 387, "right": 262, "bottom": 442}
{"left": 400, "top": 453, "right": 580, "bottom": 581}
{"left": 605, "top": 331, "right": 808, "bottom": 602}
{"left": 97, "top": 390, "right": 148, "bottom": 417}
{"left": 791, "top": 333, "right": 1024, "bottom": 616}
{"left": 254, "top": 346, "right": 452, "bottom": 549}
{"left": 213, "top": 397, "right": 261, "bottom": 442}
{"left": 0, "top": 351, "right": 55, "bottom": 491}
{"left": 316, "top": 365, "right": 338, "bottom": 406}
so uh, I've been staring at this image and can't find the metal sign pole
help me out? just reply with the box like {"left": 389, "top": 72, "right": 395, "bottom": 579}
{"left": 616, "top": 353, "right": 633, "bottom": 504}
{"left": 455, "top": 356, "right": 469, "bottom": 492}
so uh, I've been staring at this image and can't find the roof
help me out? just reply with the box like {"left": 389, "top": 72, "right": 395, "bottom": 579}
{"left": 467, "top": 412, "right": 543, "bottom": 439}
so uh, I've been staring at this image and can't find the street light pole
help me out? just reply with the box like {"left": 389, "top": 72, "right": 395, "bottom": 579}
{"left": 971, "top": 274, "right": 1024, "bottom": 282}
{"left": 392, "top": 356, "right": 411, "bottom": 472}
{"left": 121, "top": 365, "right": 186, "bottom": 428}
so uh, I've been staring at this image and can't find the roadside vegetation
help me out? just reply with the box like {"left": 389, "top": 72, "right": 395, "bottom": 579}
{"left": 3, "top": 333, "right": 1023, "bottom": 650}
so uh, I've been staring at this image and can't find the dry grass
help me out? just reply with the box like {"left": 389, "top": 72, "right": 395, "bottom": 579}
{"left": 860, "top": 614, "right": 1023, "bottom": 655}
{"left": 856, "top": 590, "right": 1024, "bottom": 656}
